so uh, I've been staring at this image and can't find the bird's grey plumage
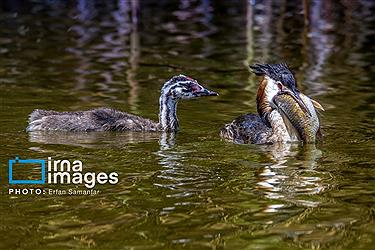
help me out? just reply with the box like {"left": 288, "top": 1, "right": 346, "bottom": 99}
{"left": 27, "top": 108, "right": 160, "bottom": 132}
{"left": 220, "top": 114, "right": 271, "bottom": 144}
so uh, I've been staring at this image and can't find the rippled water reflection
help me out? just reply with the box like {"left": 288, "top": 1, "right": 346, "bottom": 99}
{"left": 1, "top": 0, "right": 374, "bottom": 249}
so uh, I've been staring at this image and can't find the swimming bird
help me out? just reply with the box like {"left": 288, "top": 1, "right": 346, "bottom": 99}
{"left": 26, "top": 75, "right": 218, "bottom": 132}
{"left": 220, "top": 63, "right": 323, "bottom": 144}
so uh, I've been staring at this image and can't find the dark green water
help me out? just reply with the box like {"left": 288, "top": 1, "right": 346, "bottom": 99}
{"left": 1, "top": 1, "right": 374, "bottom": 249}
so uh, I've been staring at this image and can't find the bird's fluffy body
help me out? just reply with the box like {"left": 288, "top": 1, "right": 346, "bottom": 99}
{"left": 27, "top": 108, "right": 160, "bottom": 132}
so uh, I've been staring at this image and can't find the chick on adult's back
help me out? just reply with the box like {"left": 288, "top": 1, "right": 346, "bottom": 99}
{"left": 220, "top": 63, "right": 322, "bottom": 144}
{"left": 27, "top": 75, "right": 218, "bottom": 132}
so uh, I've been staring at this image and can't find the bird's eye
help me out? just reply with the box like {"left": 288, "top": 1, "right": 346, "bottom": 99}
{"left": 277, "top": 81, "right": 283, "bottom": 90}
{"left": 190, "top": 84, "right": 201, "bottom": 92}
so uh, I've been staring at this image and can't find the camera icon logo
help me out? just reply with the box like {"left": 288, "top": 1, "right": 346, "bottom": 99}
{"left": 8, "top": 156, "right": 46, "bottom": 184}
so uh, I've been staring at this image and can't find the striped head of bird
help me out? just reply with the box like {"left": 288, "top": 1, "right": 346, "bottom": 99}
{"left": 161, "top": 75, "right": 218, "bottom": 100}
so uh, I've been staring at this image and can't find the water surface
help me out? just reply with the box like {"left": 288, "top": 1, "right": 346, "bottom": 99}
{"left": 1, "top": 1, "right": 374, "bottom": 249}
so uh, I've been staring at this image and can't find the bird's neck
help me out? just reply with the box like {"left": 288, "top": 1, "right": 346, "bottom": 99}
{"left": 256, "top": 77, "right": 273, "bottom": 127}
{"left": 158, "top": 93, "right": 179, "bottom": 131}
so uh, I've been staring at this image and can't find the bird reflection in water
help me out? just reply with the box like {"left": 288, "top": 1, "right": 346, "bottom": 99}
{"left": 256, "top": 143, "right": 328, "bottom": 212}
{"left": 28, "top": 129, "right": 178, "bottom": 150}
{"left": 28, "top": 131, "right": 160, "bottom": 149}
{"left": 154, "top": 132, "right": 218, "bottom": 207}
{"left": 159, "top": 132, "right": 177, "bottom": 150}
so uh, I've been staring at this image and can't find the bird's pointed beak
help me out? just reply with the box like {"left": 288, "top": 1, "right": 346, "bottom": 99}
{"left": 194, "top": 87, "right": 219, "bottom": 97}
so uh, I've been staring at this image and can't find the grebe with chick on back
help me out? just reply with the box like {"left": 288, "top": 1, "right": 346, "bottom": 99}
{"left": 220, "top": 63, "right": 324, "bottom": 144}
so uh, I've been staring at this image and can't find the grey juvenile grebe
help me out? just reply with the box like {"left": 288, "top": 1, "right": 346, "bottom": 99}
{"left": 220, "top": 63, "right": 323, "bottom": 144}
{"left": 26, "top": 75, "right": 218, "bottom": 132}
